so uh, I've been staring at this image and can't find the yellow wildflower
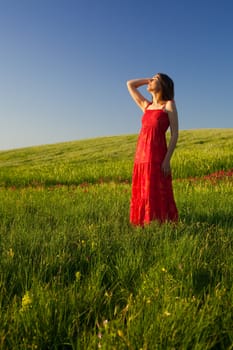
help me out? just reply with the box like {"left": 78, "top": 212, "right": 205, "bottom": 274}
{"left": 75, "top": 271, "right": 81, "bottom": 281}
{"left": 117, "top": 330, "right": 124, "bottom": 337}
{"left": 21, "top": 291, "right": 32, "bottom": 311}
{"left": 103, "top": 319, "right": 108, "bottom": 327}
{"left": 7, "top": 248, "right": 14, "bottom": 258}
{"left": 164, "top": 310, "right": 171, "bottom": 317}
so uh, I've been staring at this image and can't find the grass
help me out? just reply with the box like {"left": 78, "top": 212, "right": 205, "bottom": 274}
{"left": 0, "top": 129, "right": 232, "bottom": 187}
{"left": 0, "top": 128, "right": 232, "bottom": 349}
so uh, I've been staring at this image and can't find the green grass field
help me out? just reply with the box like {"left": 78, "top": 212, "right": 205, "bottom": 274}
{"left": 0, "top": 128, "right": 233, "bottom": 349}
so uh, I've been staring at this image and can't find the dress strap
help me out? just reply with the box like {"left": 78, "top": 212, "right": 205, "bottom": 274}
{"left": 145, "top": 102, "right": 152, "bottom": 110}
{"left": 161, "top": 103, "right": 166, "bottom": 110}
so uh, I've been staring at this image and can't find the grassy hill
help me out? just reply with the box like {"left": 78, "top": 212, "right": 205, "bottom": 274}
{"left": 0, "top": 128, "right": 232, "bottom": 349}
{"left": 0, "top": 128, "right": 232, "bottom": 187}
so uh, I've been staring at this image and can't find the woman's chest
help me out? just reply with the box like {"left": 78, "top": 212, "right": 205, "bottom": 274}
{"left": 142, "top": 110, "right": 169, "bottom": 129}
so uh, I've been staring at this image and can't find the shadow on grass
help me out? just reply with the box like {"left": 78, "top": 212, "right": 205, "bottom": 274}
{"left": 180, "top": 211, "right": 233, "bottom": 229}
{"left": 192, "top": 268, "right": 213, "bottom": 296}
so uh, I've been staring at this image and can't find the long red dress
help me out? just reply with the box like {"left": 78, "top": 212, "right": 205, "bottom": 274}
{"left": 130, "top": 105, "right": 178, "bottom": 226}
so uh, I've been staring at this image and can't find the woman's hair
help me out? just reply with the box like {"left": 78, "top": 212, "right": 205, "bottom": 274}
{"left": 157, "top": 73, "right": 174, "bottom": 101}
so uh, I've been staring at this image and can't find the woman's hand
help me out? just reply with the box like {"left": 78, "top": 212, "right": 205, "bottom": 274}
{"left": 161, "top": 100, "right": 178, "bottom": 177}
{"left": 161, "top": 158, "right": 171, "bottom": 177}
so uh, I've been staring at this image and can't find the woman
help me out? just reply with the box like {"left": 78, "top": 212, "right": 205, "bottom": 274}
{"left": 127, "top": 73, "right": 179, "bottom": 226}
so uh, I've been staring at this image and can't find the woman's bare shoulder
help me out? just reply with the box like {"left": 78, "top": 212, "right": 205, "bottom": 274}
{"left": 165, "top": 100, "right": 177, "bottom": 112}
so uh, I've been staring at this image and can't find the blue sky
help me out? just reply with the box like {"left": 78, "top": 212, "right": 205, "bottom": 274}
{"left": 0, "top": 0, "right": 232, "bottom": 150}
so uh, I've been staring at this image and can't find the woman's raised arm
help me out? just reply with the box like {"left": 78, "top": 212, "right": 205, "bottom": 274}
{"left": 126, "top": 78, "right": 150, "bottom": 111}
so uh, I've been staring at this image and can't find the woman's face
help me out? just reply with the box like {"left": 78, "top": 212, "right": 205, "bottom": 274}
{"left": 147, "top": 74, "right": 161, "bottom": 93}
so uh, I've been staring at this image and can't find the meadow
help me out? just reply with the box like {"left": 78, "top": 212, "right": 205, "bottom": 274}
{"left": 0, "top": 128, "right": 232, "bottom": 349}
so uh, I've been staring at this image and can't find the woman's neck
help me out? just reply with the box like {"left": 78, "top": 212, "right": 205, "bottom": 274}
{"left": 151, "top": 97, "right": 164, "bottom": 107}
{"left": 151, "top": 92, "right": 163, "bottom": 105}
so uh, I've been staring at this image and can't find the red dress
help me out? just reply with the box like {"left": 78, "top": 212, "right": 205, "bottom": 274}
{"left": 130, "top": 106, "right": 178, "bottom": 226}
